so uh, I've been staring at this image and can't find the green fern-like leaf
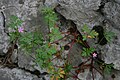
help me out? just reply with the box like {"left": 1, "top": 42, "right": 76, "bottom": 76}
{"left": 104, "top": 63, "right": 114, "bottom": 74}
{"left": 81, "top": 47, "right": 95, "bottom": 57}
{"left": 81, "top": 24, "right": 98, "bottom": 41}
{"left": 35, "top": 43, "right": 57, "bottom": 68}
{"left": 82, "top": 24, "right": 90, "bottom": 33}
{"left": 89, "top": 30, "right": 98, "bottom": 38}
{"left": 104, "top": 31, "right": 115, "bottom": 42}
{"left": 49, "top": 27, "right": 62, "bottom": 42}
{"left": 8, "top": 15, "right": 23, "bottom": 29}
{"left": 41, "top": 7, "right": 58, "bottom": 28}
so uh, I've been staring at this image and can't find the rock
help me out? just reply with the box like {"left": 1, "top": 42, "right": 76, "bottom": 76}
{"left": 17, "top": 49, "right": 36, "bottom": 71}
{"left": 78, "top": 69, "right": 102, "bottom": 80}
{"left": 56, "top": 0, "right": 103, "bottom": 30}
{"left": 0, "top": 11, "right": 10, "bottom": 55}
{"left": 0, "top": 67, "right": 41, "bottom": 80}
{"left": 1, "top": 0, "right": 120, "bottom": 80}
{"left": 44, "top": 0, "right": 58, "bottom": 8}
{"left": 68, "top": 43, "right": 83, "bottom": 66}
{"left": 103, "top": 2, "right": 120, "bottom": 31}
{"left": 0, "top": 0, "right": 48, "bottom": 74}
{"left": 55, "top": 0, "right": 120, "bottom": 71}
{"left": 100, "top": 1, "right": 120, "bottom": 70}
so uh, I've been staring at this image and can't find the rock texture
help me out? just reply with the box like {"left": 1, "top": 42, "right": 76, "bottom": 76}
{"left": 0, "top": 12, "right": 10, "bottom": 55}
{"left": 0, "top": 0, "right": 47, "bottom": 79}
{"left": 56, "top": 0, "right": 103, "bottom": 29}
{"left": 0, "top": 67, "right": 41, "bottom": 80}
{"left": 55, "top": 0, "right": 120, "bottom": 71}
{"left": 0, "top": 0, "right": 120, "bottom": 80}
{"left": 101, "top": 1, "right": 120, "bottom": 70}
{"left": 51, "top": 0, "right": 120, "bottom": 79}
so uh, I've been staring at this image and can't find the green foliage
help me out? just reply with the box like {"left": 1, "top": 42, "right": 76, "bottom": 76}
{"left": 7, "top": 7, "right": 115, "bottom": 79}
{"left": 18, "top": 31, "right": 44, "bottom": 53}
{"left": 81, "top": 47, "right": 95, "bottom": 57}
{"left": 8, "top": 15, "right": 23, "bottom": 29}
{"left": 82, "top": 24, "right": 98, "bottom": 41}
{"left": 7, "top": 15, "right": 23, "bottom": 42}
{"left": 104, "top": 31, "right": 115, "bottom": 42}
{"left": 35, "top": 43, "right": 57, "bottom": 68}
{"left": 9, "top": 32, "right": 19, "bottom": 42}
{"left": 64, "top": 64, "right": 73, "bottom": 73}
{"left": 49, "top": 27, "right": 63, "bottom": 42}
{"left": 103, "top": 63, "right": 114, "bottom": 74}
{"left": 41, "top": 7, "right": 58, "bottom": 28}
{"left": 41, "top": 7, "right": 62, "bottom": 42}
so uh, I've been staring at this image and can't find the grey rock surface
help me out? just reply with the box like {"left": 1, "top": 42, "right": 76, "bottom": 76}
{"left": 78, "top": 69, "right": 102, "bottom": 80}
{"left": 17, "top": 49, "right": 36, "bottom": 71}
{"left": 100, "top": 1, "right": 120, "bottom": 70}
{"left": 68, "top": 43, "right": 82, "bottom": 66}
{"left": 0, "top": 0, "right": 47, "bottom": 79}
{"left": 55, "top": 0, "right": 120, "bottom": 71}
{"left": 0, "top": 0, "right": 120, "bottom": 80}
{"left": 0, "top": 12, "right": 10, "bottom": 55}
{"left": 56, "top": 0, "right": 103, "bottom": 29}
{"left": 0, "top": 67, "right": 41, "bottom": 80}
{"left": 0, "top": 0, "right": 48, "bottom": 72}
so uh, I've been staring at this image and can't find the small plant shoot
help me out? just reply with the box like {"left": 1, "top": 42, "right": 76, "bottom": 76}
{"left": 81, "top": 24, "right": 98, "bottom": 41}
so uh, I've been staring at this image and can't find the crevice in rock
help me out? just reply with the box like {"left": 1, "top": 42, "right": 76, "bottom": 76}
{"left": 96, "top": 0, "right": 109, "bottom": 16}
{"left": 1, "top": 61, "right": 48, "bottom": 78}
{"left": 0, "top": 11, "right": 9, "bottom": 36}
{"left": 54, "top": 7, "right": 82, "bottom": 35}
{"left": 92, "top": 25, "right": 107, "bottom": 45}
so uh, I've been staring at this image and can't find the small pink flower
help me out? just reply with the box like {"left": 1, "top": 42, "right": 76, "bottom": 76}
{"left": 18, "top": 27, "right": 24, "bottom": 33}
{"left": 92, "top": 52, "right": 97, "bottom": 58}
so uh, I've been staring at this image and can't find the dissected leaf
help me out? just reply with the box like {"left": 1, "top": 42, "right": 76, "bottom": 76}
{"left": 8, "top": 15, "right": 23, "bottom": 29}
{"left": 82, "top": 24, "right": 90, "bottom": 33}
{"left": 104, "top": 64, "right": 114, "bottom": 74}
{"left": 89, "top": 30, "right": 98, "bottom": 38}
{"left": 81, "top": 47, "right": 95, "bottom": 57}
{"left": 49, "top": 27, "right": 62, "bottom": 42}
{"left": 81, "top": 25, "right": 98, "bottom": 41}
{"left": 104, "top": 31, "right": 115, "bottom": 42}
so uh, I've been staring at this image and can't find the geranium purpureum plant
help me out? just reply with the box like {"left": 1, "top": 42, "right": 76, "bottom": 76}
{"left": 6, "top": 7, "right": 115, "bottom": 80}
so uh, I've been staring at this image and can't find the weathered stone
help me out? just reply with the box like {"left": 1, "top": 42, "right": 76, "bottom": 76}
{"left": 0, "top": 12, "right": 10, "bottom": 55}
{"left": 0, "top": 67, "right": 41, "bottom": 80}
{"left": 56, "top": 0, "right": 103, "bottom": 30}
{"left": 103, "top": 2, "right": 120, "bottom": 31}
{"left": 46, "top": 0, "right": 120, "bottom": 80}
{"left": 100, "top": 2, "right": 120, "bottom": 70}
{"left": 78, "top": 69, "right": 102, "bottom": 80}
{"left": 68, "top": 43, "right": 83, "bottom": 66}
{"left": 17, "top": 49, "right": 36, "bottom": 71}
{"left": 0, "top": 0, "right": 48, "bottom": 78}
{"left": 44, "top": 0, "right": 58, "bottom": 7}
{"left": 1, "top": 0, "right": 120, "bottom": 80}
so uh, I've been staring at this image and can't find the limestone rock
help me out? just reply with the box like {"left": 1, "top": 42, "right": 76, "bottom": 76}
{"left": 0, "top": 67, "right": 41, "bottom": 80}
{"left": 100, "top": 1, "right": 120, "bottom": 70}
{"left": 0, "top": 0, "right": 48, "bottom": 74}
{"left": 0, "top": 11, "right": 10, "bottom": 55}
{"left": 56, "top": 0, "right": 103, "bottom": 30}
